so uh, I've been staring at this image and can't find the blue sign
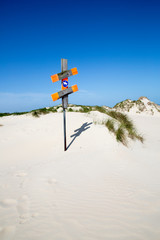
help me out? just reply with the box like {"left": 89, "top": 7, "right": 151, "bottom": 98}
{"left": 63, "top": 80, "right": 68, "bottom": 88}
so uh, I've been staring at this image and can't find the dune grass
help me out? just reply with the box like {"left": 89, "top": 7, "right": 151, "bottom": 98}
{"left": 31, "top": 107, "right": 57, "bottom": 117}
{"left": 0, "top": 112, "right": 27, "bottom": 117}
{"left": 105, "top": 119, "right": 127, "bottom": 145}
{"left": 32, "top": 111, "right": 40, "bottom": 118}
{"left": 116, "top": 126, "right": 127, "bottom": 146}
{"left": 105, "top": 119, "right": 115, "bottom": 133}
{"left": 0, "top": 104, "right": 144, "bottom": 145}
{"left": 79, "top": 106, "right": 92, "bottom": 113}
{"left": 0, "top": 113, "right": 11, "bottom": 117}
{"left": 68, "top": 108, "right": 73, "bottom": 112}
{"left": 94, "top": 106, "right": 106, "bottom": 113}
{"left": 104, "top": 111, "right": 144, "bottom": 146}
{"left": 0, "top": 107, "right": 57, "bottom": 118}
{"left": 30, "top": 105, "right": 144, "bottom": 145}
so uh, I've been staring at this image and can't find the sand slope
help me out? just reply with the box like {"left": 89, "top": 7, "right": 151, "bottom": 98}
{"left": 0, "top": 112, "right": 160, "bottom": 240}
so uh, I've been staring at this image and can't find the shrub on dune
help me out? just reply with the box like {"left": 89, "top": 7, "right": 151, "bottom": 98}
{"left": 32, "top": 111, "right": 40, "bottom": 118}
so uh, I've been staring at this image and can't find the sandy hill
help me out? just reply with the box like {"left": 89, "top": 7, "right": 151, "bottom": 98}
{"left": 113, "top": 96, "right": 160, "bottom": 115}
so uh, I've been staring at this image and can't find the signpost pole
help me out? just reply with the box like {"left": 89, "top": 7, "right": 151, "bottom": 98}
{"left": 61, "top": 59, "right": 68, "bottom": 151}
{"left": 50, "top": 59, "right": 78, "bottom": 151}
{"left": 63, "top": 108, "right": 66, "bottom": 151}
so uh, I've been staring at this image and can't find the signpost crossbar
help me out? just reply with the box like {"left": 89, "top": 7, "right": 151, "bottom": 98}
{"left": 50, "top": 58, "right": 78, "bottom": 151}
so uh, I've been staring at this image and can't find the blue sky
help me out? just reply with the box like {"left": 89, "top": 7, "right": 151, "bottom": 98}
{"left": 0, "top": 0, "right": 160, "bottom": 112}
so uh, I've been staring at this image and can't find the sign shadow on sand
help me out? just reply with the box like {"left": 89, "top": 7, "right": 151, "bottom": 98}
{"left": 67, "top": 122, "right": 93, "bottom": 150}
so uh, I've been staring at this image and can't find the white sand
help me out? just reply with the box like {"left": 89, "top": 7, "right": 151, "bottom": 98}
{"left": 0, "top": 112, "right": 160, "bottom": 240}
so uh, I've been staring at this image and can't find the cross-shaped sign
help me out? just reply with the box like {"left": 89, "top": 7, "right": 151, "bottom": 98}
{"left": 50, "top": 59, "right": 79, "bottom": 151}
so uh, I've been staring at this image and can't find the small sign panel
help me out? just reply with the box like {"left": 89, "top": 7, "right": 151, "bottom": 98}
{"left": 63, "top": 80, "right": 68, "bottom": 88}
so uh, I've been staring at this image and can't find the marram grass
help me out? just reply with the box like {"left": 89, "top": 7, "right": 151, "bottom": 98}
{"left": 116, "top": 126, "right": 127, "bottom": 146}
{"left": 105, "top": 119, "right": 115, "bottom": 133}
{"left": 105, "top": 111, "right": 144, "bottom": 146}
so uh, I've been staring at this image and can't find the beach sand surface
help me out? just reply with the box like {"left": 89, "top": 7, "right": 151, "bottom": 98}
{"left": 0, "top": 112, "right": 160, "bottom": 240}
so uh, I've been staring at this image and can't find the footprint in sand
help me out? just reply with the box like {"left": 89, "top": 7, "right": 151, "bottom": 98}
{"left": 15, "top": 172, "right": 28, "bottom": 188}
{"left": 15, "top": 172, "right": 28, "bottom": 177}
{"left": 31, "top": 212, "right": 39, "bottom": 218}
{"left": 0, "top": 199, "right": 17, "bottom": 208}
{"left": 48, "top": 178, "right": 58, "bottom": 184}
{"left": 17, "top": 195, "right": 30, "bottom": 224}
{"left": 1, "top": 138, "right": 8, "bottom": 143}
{"left": 0, "top": 226, "right": 16, "bottom": 240}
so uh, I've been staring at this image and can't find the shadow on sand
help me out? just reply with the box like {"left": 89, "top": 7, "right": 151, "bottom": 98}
{"left": 67, "top": 122, "right": 93, "bottom": 150}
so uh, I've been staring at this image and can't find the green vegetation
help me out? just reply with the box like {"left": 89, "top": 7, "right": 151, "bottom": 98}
{"left": 136, "top": 99, "right": 142, "bottom": 105}
{"left": 94, "top": 106, "right": 106, "bottom": 113}
{"left": 79, "top": 106, "right": 92, "bottom": 113}
{"left": 31, "top": 107, "right": 57, "bottom": 117}
{"left": 105, "top": 119, "right": 128, "bottom": 146}
{"left": 13, "top": 112, "right": 28, "bottom": 116}
{"left": 32, "top": 111, "right": 40, "bottom": 118}
{"left": 68, "top": 108, "right": 73, "bottom": 112}
{"left": 104, "top": 111, "right": 144, "bottom": 145}
{"left": 0, "top": 107, "right": 58, "bottom": 118}
{"left": 116, "top": 126, "right": 127, "bottom": 146}
{"left": 0, "top": 112, "right": 28, "bottom": 117}
{"left": 105, "top": 119, "right": 115, "bottom": 133}
{"left": 113, "top": 100, "right": 135, "bottom": 112}
{"left": 113, "top": 101, "right": 125, "bottom": 109}
{"left": 106, "top": 111, "right": 133, "bottom": 132}
{"left": 0, "top": 113, "right": 11, "bottom": 117}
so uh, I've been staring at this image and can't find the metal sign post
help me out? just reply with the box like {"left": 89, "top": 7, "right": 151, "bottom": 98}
{"left": 50, "top": 59, "right": 78, "bottom": 151}
{"left": 61, "top": 59, "right": 68, "bottom": 151}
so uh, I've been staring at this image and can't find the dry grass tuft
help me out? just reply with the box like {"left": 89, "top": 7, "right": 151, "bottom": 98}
{"left": 105, "top": 119, "right": 115, "bottom": 133}
{"left": 105, "top": 111, "right": 144, "bottom": 146}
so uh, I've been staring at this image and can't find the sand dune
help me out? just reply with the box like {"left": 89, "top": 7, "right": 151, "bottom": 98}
{"left": 0, "top": 112, "right": 160, "bottom": 240}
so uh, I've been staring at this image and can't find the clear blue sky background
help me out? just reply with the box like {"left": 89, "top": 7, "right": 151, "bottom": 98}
{"left": 0, "top": 0, "right": 160, "bottom": 112}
